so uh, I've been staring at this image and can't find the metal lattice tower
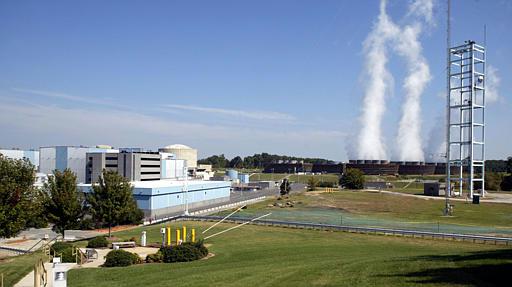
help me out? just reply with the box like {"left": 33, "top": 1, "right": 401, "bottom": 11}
{"left": 447, "top": 40, "right": 486, "bottom": 199}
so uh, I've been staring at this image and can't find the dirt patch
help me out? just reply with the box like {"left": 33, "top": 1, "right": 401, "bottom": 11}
{"left": 201, "top": 252, "right": 215, "bottom": 260}
{"left": 0, "top": 257, "right": 14, "bottom": 263}
{"left": 4, "top": 238, "right": 30, "bottom": 245}
{"left": 94, "top": 225, "right": 139, "bottom": 233}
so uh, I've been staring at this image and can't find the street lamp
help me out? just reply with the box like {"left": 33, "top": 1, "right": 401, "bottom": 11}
{"left": 184, "top": 165, "right": 189, "bottom": 215}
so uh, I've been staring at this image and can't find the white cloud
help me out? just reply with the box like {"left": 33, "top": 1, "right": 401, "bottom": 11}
{"left": 486, "top": 65, "right": 501, "bottom": 104}
{"left": 11, "top": 88, "right": 132, "bottom": 110}
{"left": 165, "top": 104, "right": 296, "bottom": 121}
{"left": 0, "top": 98, "right": 345, "bottom": 160}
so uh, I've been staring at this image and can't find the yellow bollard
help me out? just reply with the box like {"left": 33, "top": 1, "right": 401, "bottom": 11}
{"left": 192, "top": 229, "right": 196, "bottom": 242}
{"left": 176, "top": 229, "right": 181, "bottom": 244}
{"left": 182, "top": 226, "right": 187, "bottom": 242}
{"left": 166, "top": 226, "right": 171, "bottom": 246}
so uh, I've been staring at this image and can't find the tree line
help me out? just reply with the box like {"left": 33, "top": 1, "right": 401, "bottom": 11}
{"left": 198, "top": 153, "right": 335, "bottom": 169}
{"left": 0, "top": 155, "right": 143, "bottom": 238}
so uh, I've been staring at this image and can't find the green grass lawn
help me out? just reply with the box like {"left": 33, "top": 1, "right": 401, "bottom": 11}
{"left": 249, "top": 173, "right": 339, "bottom": 184}
{"left": 0, "top": 251, "right": 46, "bottom": 286}
{"left": 67, "top": 221, "right": 511, "bottom": 287}
{"left": 219, "top": 190, "right": 512, "bottom": 234}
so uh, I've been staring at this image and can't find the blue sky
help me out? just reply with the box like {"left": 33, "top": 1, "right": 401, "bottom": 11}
{"left": 0, "top": 0, "right": 510, "bottom": 160}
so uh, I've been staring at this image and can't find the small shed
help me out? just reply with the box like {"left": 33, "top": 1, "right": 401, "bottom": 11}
{"left": 424, "top": 181, "right": 446, "bottom": 196}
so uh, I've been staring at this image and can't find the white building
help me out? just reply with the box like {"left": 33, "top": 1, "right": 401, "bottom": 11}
{"left": 0, "top": 149, "right": 40, "bottom": 169}
{"left": 39, "top": 146, "right": 119, "bottom": 183}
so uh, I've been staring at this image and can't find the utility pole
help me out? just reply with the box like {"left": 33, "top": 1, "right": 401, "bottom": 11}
{"left": 444, "top": 0, "right": 452, "bottom": 216}
{"left": 184, "top": 165, "right": 189, "bottom": 215}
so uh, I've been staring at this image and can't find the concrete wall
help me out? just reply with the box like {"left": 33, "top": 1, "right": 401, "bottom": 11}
{"left": 79, "top": 180, "right": 231, "bottom": 219}
{"left": 0, "top": 149, "right": 39, "bottom": 169}
{"left": 39, "top": 147, "right": 56, "bottom": 175}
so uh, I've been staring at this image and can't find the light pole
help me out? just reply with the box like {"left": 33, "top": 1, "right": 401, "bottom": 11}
{"left": 184, "top": 165, "right": 189, "bottom": 215}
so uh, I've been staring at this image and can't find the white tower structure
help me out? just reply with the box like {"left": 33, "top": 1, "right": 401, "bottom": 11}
{"left": 447, "top": 40, "right": 486, "bottom": 199}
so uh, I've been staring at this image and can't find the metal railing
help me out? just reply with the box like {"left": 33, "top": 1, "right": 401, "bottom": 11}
{"left": 163, "top": 215, "right": 512, "bottom": 246}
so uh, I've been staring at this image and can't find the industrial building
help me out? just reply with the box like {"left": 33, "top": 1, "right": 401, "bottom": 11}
{"left": 262, "top": 161, "right": 459, "bottom": 176}
{"left": 86, "top": 151, "right": 162, "bottom": 183}
{"left": 312, "top": 163, "right": 343, "bottom": 174}
{"left": 39, "top": 146, "right": 118, "bottom": 183}
{"left": 78, "top": 179, "right": 231, "bottom": 219}
{"left": 0, "top": 148, "right": 39, "bottom": 169}
{"left": 158, "top": 144, "right": 198, "bottom": 169}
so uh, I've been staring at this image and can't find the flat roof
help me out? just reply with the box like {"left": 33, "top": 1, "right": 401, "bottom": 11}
{"left": 78, "top": 179, "right": 230, "bottom": 189}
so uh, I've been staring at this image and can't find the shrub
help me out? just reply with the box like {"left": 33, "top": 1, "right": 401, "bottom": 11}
{"left": 159, "top": 241, "right": 208, "bottom": 263}
{"left": 191, "top": 240, "right": 208, "bottom": 257}
{"left": 104, "top": 250, "right": 141, "bottom": 267}
{"left": 51, "top": 242, "right": 73, "bottom": 254}
{"left": 50, "top": 242, "right": 75, "bottom": 263}
{"left": 146, "top": 252, "right": 163, "bottom": 263}
{"left": 318, "top": 181, "right": 337, "bottom": 188}
{"left": 87, "top": 236, "right": 109, "bottom": 248}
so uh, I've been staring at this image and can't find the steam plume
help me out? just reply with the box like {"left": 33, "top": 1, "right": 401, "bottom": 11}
{"left": 356, "top": 0, "right": 399, "bottom": 160}
{"left": 394, "top": 0, "right": 433, "bottom": 161}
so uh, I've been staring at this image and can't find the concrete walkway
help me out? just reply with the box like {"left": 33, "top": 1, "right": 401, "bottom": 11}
{"left": 14, "top": 262, "right": 76, "bottom": 287}
{"left": 14, "top": 247, "right": 159, "bottom": 286}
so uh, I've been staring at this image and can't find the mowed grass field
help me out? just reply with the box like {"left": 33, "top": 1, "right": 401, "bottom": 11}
{"left": 67, "top": 221, "right": 511, "bottom": 287}
{"left": 249, "top": 173, "right": 339, "bottom": 184}
{"left": 225, "top": 190, "right": 512, "bottom": 230}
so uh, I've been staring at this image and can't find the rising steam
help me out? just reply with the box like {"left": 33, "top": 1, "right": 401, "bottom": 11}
{"left": 394, "top": 0, "right": 433, "bottom": 161}
{"left": 356, "top": 0, "right": 399, "bottom": 160}
{"left": 356, "top": 0, "right": 433, "bottom": 161}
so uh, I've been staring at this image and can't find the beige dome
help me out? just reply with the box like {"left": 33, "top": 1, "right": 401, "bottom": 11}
{"left": 162, "top": 144, "right": 193, "bottom": 150}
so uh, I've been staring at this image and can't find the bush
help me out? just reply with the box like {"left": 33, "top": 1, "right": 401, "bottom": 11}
{"left": 51, "top": 242, "right": 73, "bottom": 254}
{"left": 146, "top": 252, "right": 163, "bottom": 263}
{"left": 87, "top": 236, "right": 109, "bottom": 248}
{"left": 339, "top": 168, "right": 365, "bottom": 189}
{"left": 104, "top": 250, "right": 141, "bottom": 267}
{"left": 191, "top": 240, "right": 208, "bottom": 257}
{"left": 50, "top": 242, "right": 75, "bottom": 263}
{"left": 318, "top": 181, "right": 337, "bottom": 188}
{"left": 159, "top": 241, "right": 208, "bottom": 263}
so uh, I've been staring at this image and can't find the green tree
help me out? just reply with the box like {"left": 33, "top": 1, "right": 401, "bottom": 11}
{"left": 25, "top": 188, "right": 49, "bottom": 229}
{"left": 0, "top": 155, "right": 37, "bottom": 237}
{"left": 45, "top": 169, "right": 85, "bottom": 238}
{"left": 229, "top": 156, "right": 243, "bottom": 168}
{"left": 307, "top": 177, "right": 319, "bottom": 191}
{"left": 501, "top": 175, "right": 512, "bottom": 191}
{"left": 87, "top": 170, "right": 143, "bottom": 237}
{"left": 507, "top": 156, "right": 512, "bottom": 174}
{"left": 339, "top": 168, "right": 365, "bottom": 189}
